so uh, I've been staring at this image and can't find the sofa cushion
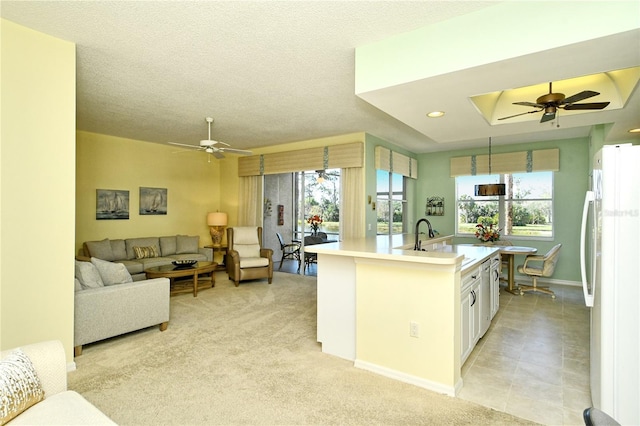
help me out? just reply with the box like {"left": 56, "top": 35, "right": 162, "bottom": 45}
{"left": 119, "top": 260, "right": 144, "bottom": 275}
{"left": 84, "top": 239, "right": 115, "bottom": 261}
{"left": 110, "top": 239, "right": 127, "bottom": 260}
{"left": 91, "top": 257, "right": 133, "bottom": 286}
{"left": 0, "top": 349, "right": 45, "bottom": 424}
{"left": 75, "top": 261, "right": 104, "bottom": 289}
{"left": 74, "top": 278, "right": 82, "bottom": 292}
{"left": 7, "top": 390, "right": 117, "bottom": 425}
{"left": 176, "top": 235, "right": 198, "bottom": 254}
{"left": 125, "top": 238, "right": 160, "bottom": 260}
{"left": 159, "top": 236, "right": 177, "bottom": 256}
{"left": 239, "top": 257, "right": 270, "bottom": 268}
{"left": 133, "top": 246, "right": 159, "bottom": 259}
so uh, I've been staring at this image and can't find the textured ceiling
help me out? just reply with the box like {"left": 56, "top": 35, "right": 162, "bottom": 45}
{"left": 2, "top": 1, "right": 639, "bottom": 154}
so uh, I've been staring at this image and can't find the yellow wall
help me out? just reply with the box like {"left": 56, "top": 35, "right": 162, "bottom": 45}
{"left": 356, "top": 260, "right": 461, "bottom": 390}
{"left": 75, "top": 131, "right": 228, "bottom": 252}
{"left": 1, "top": 20, "right": 76, "bottom": 358}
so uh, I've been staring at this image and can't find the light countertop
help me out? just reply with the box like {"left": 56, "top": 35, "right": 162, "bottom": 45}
{"left": 304, "top": 234, "right": 499, "bottom": 271}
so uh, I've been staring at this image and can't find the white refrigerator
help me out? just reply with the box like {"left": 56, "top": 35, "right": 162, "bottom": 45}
{"left": 580, "top": 144, "right": 640, "bottom": 424}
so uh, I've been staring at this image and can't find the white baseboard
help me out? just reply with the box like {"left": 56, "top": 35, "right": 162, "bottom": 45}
{"left": 67, "top": 361, "right": 77, "bottom": 372}
{"left": 354, "top": 359, "right": 460, "bottom": 397}
{"left": 513, "top": 275, "right": 581, "bottom": 287}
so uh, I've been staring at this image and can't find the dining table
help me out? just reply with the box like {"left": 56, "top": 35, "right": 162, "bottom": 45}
{"left": 498, "top": 246, "right": 538, "bottom": 294}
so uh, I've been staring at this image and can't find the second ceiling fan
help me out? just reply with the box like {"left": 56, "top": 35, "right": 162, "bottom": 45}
{"left": 498, "top": 82, "right": 610, "bottom": 123}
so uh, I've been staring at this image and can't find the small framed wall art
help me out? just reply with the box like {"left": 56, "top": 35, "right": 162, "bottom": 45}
{"left": 426, "top": 196, "right": 444, "bottom": 216}
{"left": 139, "top": 187, "right": 167, "bottom": 215}
{"left": 96, "top": 189, "right": 130, "bottom": 220}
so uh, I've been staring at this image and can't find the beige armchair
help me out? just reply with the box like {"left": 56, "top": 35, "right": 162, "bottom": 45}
{"left": 517, "top": 243, "right": 562, "bottom": 298}
{"left": 227, "top": 226, "right": 273, "bottom": 287}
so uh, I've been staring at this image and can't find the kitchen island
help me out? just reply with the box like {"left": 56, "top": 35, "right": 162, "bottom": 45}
{"left": 305, "top": 234, "right": 499, "bottom": 396}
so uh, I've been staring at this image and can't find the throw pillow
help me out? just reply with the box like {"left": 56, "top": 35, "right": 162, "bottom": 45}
{"left": 74, "top": 260, "right": 104, "bottom": 289}
{"left": 176, "top": 235, "right": 198, "bottom": 254}
{"left": 91, "top": 257, "right": 133, "bottom": 286}
{"left": 133, "top": 246, "right": 159, "bottom": 259}
{"left": 0, "top": 349, "right": 45, "bottom": 424}
{"left": 84, "top": 238, "right": 115, "bottom": 261}
{"left": 74, "top": 278, "right": 82, "bottom": 292}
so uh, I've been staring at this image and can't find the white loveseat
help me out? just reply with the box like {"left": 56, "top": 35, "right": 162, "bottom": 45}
{"left": 74, "top": 259, "right": 170, "bottom": 356}
{"left": 0, "top": 340, "right": 115, "bottom": 425}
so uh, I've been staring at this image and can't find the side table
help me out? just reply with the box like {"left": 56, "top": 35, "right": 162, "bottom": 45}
{"left": 205, "top": 244, "right": 228, "bottom": 271}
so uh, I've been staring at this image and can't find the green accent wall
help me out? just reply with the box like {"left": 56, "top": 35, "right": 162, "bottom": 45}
{"left": 415, "top": 137, "right": 591, "bottom": 283}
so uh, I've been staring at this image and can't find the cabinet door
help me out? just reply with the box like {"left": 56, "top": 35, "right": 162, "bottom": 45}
{"left": 490, "top": 259, "right": 500, "bottom": 318}
{"left": 471, "top": 282, "right": 481, "bottom": 345}
{"left": 460, "top": 287, "right": 472, "bottom": 364}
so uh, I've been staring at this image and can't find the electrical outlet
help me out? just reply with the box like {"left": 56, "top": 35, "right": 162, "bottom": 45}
{"left": 409, "top": 321, "right": 419, "bottom": 338}
{"left": 368, "top": 223, "right": 372, "bottom": 231}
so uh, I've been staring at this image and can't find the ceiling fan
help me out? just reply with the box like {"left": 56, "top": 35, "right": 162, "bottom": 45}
{"left": 498, "top": 82, "right": 610, "bottom": 123}
{"left": 169, "top": 117, "right": 252, "bottom": 159}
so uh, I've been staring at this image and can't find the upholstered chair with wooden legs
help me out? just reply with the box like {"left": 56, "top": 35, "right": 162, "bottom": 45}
{"left": 517, "top": 244, "right": 562, "bottom": 298}
{"left": 227, "top": 226, "right": 273, "bottom": 287}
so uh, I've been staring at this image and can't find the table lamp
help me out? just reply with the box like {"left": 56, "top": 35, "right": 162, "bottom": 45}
{"left": 207, "top": 212, "right": 228, "bottom": 246}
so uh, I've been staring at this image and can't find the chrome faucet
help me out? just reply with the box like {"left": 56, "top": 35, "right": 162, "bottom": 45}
{"left": 414, "top": 218, "right": 435, "bottom": 251}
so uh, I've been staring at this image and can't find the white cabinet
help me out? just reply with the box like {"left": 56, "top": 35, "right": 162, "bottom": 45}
{"left": 489, "top": 254, "right": 501, "bottom": 319}
{"left": 461, "top": 266, "right": 481, "bottom": 364}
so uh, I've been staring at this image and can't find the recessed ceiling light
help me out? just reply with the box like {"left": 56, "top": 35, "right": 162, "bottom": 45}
{"left": 427, "top": 111, "right": 445, "bottom": 118}
{"left": 629, "top": 128, "right": 640, "bottom": 133}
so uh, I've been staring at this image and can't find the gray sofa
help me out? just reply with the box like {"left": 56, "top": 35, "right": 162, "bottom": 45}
{"left": 1, "top": 340, "right": 115, "bottom": 424}
{"left": 82, "top": 235, "right": 211, "bottom": 281}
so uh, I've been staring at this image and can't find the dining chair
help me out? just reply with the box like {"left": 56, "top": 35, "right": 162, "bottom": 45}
{"left": 275, "top": 233, "right": 301, "bottom": 271}
{"left": 517, "top": 244, "right": 562, "bottom": 298}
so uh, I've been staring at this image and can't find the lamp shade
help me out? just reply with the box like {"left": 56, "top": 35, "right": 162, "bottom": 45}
{"left": 207, "top": 212, "right": 228, "bottom": 226}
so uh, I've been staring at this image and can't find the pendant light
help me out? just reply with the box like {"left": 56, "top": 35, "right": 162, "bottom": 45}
{"left": 474, "top": 137, "right": 506, "bottom": 196}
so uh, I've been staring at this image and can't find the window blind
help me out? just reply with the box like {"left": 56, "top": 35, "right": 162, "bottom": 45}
{"left": 374, "top": 146, "right": 418, "bottom": 179}
{"left": 450, "top": 148, "right": 559, "bottom": 177}
{"left": 238, "top": 142, "right": 363, "bottom": 176}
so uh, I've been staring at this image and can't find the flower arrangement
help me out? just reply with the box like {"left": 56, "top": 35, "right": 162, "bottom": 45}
{"left": 307, "top": 215, "right": 323, "bottom": 235}
{"left": 475, "top": 223, "right": 501, "bottom": 242}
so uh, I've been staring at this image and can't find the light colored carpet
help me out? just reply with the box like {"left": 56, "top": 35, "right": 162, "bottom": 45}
{"left": 69, "top": 272, "right": 536, "bottom": 425}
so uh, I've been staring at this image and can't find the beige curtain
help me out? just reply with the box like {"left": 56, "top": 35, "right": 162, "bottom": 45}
{"left": 237, "top": 176, "right": 262, "bottom": 226}
{"left": 340, "top": 167, "right": 365, "bottom": 239}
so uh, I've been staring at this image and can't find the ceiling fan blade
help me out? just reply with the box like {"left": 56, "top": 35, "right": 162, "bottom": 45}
{"left": 561, "top": 90, "right": 599, "bottom": 105}
{"left": 221, "top": 148, "right": 253, "bottom": 155}
{"left": 497, "top": 109, "right": 542, "bottom": 121}
{"left": 513, "top": 101, "right": 544, "bottom": 108}
{"left": 212, "top": 151, "right": 225, "bottom": 159}
{"left": 563, "top": 102, "right": 610, "bottom": 110}
{"left": 540, "top": 111, "right": 556, "bottom": 123}
{"left": 168, "top": 142, "right": 203, "bottom": 150}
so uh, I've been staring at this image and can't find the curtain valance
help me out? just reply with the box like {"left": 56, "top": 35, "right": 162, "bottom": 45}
{"left": 450, "top": 148, "right": 559, "bottom": 177}
{"left": 238, "top": 142, "right": 363, "bottom": 176}
{"left": 374, "top": 146, "right": 418, "bottom": 179}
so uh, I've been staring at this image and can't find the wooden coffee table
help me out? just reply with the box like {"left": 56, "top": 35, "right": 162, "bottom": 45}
{"left": 145, "top": 261, "right": 217, "bottom": 297}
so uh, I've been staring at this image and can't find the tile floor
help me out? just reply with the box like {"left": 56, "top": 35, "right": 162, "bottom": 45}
{"left": 279, "top": 259, "right": 591, "bottom": 424}
{"left": 458, "top": 284, "right": 592, "bottom": 425}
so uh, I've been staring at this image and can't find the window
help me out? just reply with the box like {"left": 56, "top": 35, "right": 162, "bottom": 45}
{"left": 456, "top": 172, "right": 553, "bottom": 239}
{"left": 294, "top": 169, "right": 340, "bottom": 238}
{"left": 377, "top": 170, "right": 407, "bottom": 235}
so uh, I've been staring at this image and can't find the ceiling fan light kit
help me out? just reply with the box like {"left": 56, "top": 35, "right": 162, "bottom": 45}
{"left": 168, "top": 117, "right": 252, "bottom": 159}
{"left": 498, "top": 82, "right": 610, "bottom": 123}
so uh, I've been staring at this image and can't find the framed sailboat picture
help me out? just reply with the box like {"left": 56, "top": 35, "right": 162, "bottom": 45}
{"left": 139, "top": 187, "right": 167, "bottom": 215}
{"left": 96, "top": 189, "right": 130, "bottom": 220}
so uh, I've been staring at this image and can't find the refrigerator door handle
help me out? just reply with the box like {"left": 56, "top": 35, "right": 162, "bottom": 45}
{"left": 580, "top": 190, "right": 595, "bottom": 307}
